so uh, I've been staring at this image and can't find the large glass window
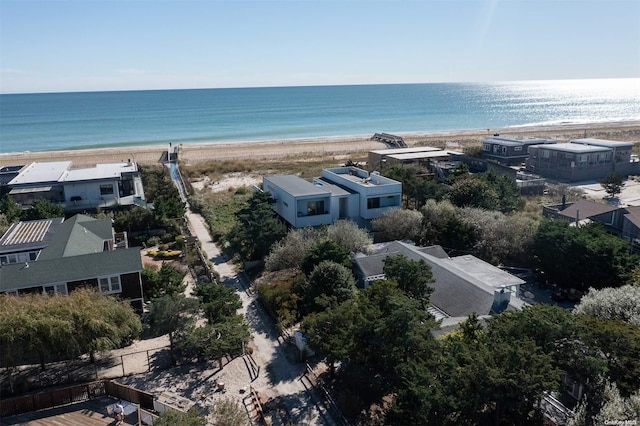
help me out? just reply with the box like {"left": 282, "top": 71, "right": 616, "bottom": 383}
{"left": 306, "top": 200, "right": 325, "bottom": 216}
{"left": 100, "top": 184, "right": 114, "bottom": 195}
{"left": 367, "top": 197, "right": 381, "bottom": 209}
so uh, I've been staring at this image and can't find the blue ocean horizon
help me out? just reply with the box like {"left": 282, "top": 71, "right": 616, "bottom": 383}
{"left": 1, "top": 79, "right": 639, "bottom": 154}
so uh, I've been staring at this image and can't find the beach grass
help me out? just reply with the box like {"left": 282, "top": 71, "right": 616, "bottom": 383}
{"left": 1, "top": 122, "right": 638, "bottom": 171}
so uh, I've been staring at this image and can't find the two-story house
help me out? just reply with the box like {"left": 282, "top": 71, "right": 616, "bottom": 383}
{"left": 481, "top": 135, "right": 557, "bottom": 165}
{"left": 5, "top": 161, "right": 146, "bottom": 212}
{"left": 0, "top": 214, "right": 144, "bottom": 311}
{"left": 525, "top": 138, "right": 639, "bottom": 182}
{"left": 263, "top": 166, "right": 402, "bottom": 228}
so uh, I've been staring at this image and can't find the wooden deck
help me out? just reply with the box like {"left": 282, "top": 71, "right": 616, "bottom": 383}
{"left": 371, "top": 132, "right": 407, "bottom": 148}
{"left": 0, "top": 396, "right": 138, "bottom": 426}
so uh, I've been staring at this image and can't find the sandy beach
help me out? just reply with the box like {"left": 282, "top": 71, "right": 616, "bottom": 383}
{"left": 1, "top": 121, "right": 639, "bottom": 169}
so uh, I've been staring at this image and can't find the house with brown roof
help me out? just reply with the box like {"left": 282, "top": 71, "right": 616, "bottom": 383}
{"left": 544, "top": 198, "right": 621, "bottom": 225}
{"left": 543, "top": 198, "right": 640, "bottom": 247}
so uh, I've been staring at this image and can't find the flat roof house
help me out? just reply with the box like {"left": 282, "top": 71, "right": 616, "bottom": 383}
{"left": 481, "top": 135, "right": 556, "bottom": 166}
{"left": 0, "top": 214, "right": 144, "bottom": 311}
{"left": 263, "top": 166, "right": 402, "bottom": 228}
{"left": 525, "top": 138, "right": 639, "bottom": 182}
{"left": 6, "top": 161, "right": 146, "bottom": 212}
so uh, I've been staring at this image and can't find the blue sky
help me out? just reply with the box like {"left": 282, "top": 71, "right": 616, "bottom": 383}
{"left": 1, "top": 0, "right": 638, "bottom": 93}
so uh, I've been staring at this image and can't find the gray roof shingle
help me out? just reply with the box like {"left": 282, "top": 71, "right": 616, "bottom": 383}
{"left": 354, "top": 241, "right": 525, "bottom": 317}
{"left": 0, "top": 248, "right": 142, "bottom": 291}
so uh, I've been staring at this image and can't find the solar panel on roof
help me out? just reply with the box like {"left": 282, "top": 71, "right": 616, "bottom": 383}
{"left": 1, "top": 220, "right": 52, "bottom": 246}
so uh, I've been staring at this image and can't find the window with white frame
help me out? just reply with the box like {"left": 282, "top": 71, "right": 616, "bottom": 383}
{"left": 44, "top": 284, "right": 68, "bottom": 295}
{"left": 99, "top": 276, "right": 122, "bottom": 294}
{"left": 514, "top": 146, "right": 523, "bottom": 152}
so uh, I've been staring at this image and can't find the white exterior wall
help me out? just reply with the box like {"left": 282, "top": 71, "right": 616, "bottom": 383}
{"left": 294, "top": 195, "right": 333, "bottom": 227}
{"left": 131, "top": 175, "right": 145, "bottom": 199}
{"left": 63, "top": 179, "right": 119, "bottom": 206}
{"left": 321, "top": 168, "right": 402, "bottom": 220}
{"left": 263, "top": 177, "right": 334, "bottom": 228}
{"left": 264, "top": 182, "right": 298, "bottom": 227}
{"left": 265, "top": 168, "right": 402, "bottom": 227}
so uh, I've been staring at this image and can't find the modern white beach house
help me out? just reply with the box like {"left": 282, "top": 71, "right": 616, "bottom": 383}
{"left": 263, "top": 166, "right": 402, "bottom": 228}
{"left": 3, "top": 160, "right": 146, "bottom": 212}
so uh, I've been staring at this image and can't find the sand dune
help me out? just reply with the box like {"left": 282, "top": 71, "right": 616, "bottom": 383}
{"left": 1, "top": 121, "right": 639, "bottom": 168}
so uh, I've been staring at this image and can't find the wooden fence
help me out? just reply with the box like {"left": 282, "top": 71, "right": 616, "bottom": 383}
{"left": 104, "top": 381, "right": 155, "bottom": 410}
{"left": 0, "top": 380, "right": 154, "bottom": 418}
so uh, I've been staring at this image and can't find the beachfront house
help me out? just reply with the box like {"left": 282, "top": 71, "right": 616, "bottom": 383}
{"left": 263, "top": 166, "right": 402, "bottom": 228}
{"left": 481, "top": 135, "right": 557, "bottom": 165}
{"left": 4, "top": 160, "right": 146, "bottom": 212}
{"left": 0, "top": 214, "right": 144, "bottom": 311}
{"left": 353, "top": 240, "right": 526, "bottom": 325}
{"left": 525, "top": 138, "right": 639, "bottom": 182}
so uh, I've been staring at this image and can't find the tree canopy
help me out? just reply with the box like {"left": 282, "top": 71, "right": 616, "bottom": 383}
{"left": 228, "top": 191, "right": 286, "bottom": 261}
{"left": 21, "top": 199, "right": 65, "bottom": 221}
{"left": 372, "top": 208, "right": 423, "bottom": 242}
{"left": 0, "top": 289, "right": 141, "bottom": 369}
{"left": 144, "top": 294, "right": 199, "bottom": 365}
{"left": 532, "top": 220, "right": 638, "bottom": 291}
{"left": 302, "top": 260, "right": 356, "bottom": 313}
{"left": 383, "top": 254, "right": 434, "bottom": 307}
{"left": 447, "top": 169, "right": 523, "bottom": 213}
{"left": 574, "top": 284, "right": 640, "bottom": 327}
{"left": 154, "top": 408, "right": 206, "bottom": 426}
{"left": 599, "top": 173, "right": 625, "bottom": 199}
{"left": 301, "top": 239, "right": 352, "bottom": 276}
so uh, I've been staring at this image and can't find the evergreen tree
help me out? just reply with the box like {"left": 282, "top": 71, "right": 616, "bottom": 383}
{"left": 0, "top": 195, "right": 22, "bottom": 223}
{"left": 144, "top": 294, "right": 199, "bottom": 365}
{"left": 599, "top": 173, "right": 625, "bottom": 199}
{"left": 383, "top": 254, "right": 434, "bottom": 307}
{"left": 228, "top": 191, "right": 286, "bottom": 260}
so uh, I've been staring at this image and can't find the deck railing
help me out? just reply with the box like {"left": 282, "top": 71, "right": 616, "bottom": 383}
{"left": 0, "top": 380, "right": 154, "bottom": 418}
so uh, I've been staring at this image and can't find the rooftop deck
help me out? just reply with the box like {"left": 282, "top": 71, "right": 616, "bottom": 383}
{"left": 0, "top": 396, "right": 139, "bottom": 426}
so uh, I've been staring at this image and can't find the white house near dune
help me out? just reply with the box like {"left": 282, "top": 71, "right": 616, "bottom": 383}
{"left": 262, "top": 166, "right": 402, "bottom": 228}
{"left": 5, "top": 161, "right": 146, "bottom": 212}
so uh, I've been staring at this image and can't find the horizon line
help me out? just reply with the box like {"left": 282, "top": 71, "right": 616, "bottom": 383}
{"left": 2, "top": 77, "right": 638, "bottom": 96}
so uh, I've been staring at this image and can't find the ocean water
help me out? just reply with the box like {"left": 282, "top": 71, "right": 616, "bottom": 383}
{"left": 0, "top": 78, "right": 639, "bottom": 154}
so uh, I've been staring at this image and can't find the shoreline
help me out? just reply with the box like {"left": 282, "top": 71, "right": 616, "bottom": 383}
{"left": 1, "top": 121, "right": 639, "bottom": 168}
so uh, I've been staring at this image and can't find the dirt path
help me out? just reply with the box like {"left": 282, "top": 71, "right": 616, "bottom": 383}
{"left": 117, "top": 206, "right": 333, "bottom": 425}
{"left": 184, "top": 208, "right": 335, "bottom": 425}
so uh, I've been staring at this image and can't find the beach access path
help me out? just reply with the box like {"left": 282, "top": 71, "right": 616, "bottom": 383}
{"left": 184, "top": 207, "right": 336, "bottom": 425}
{"left": 116, "top": 207, "right": 336, "bottom": 425}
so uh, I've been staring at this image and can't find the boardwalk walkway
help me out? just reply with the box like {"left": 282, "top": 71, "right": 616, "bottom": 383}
{"left": 371, "top": 132, "right": 407, "bottom": 148}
